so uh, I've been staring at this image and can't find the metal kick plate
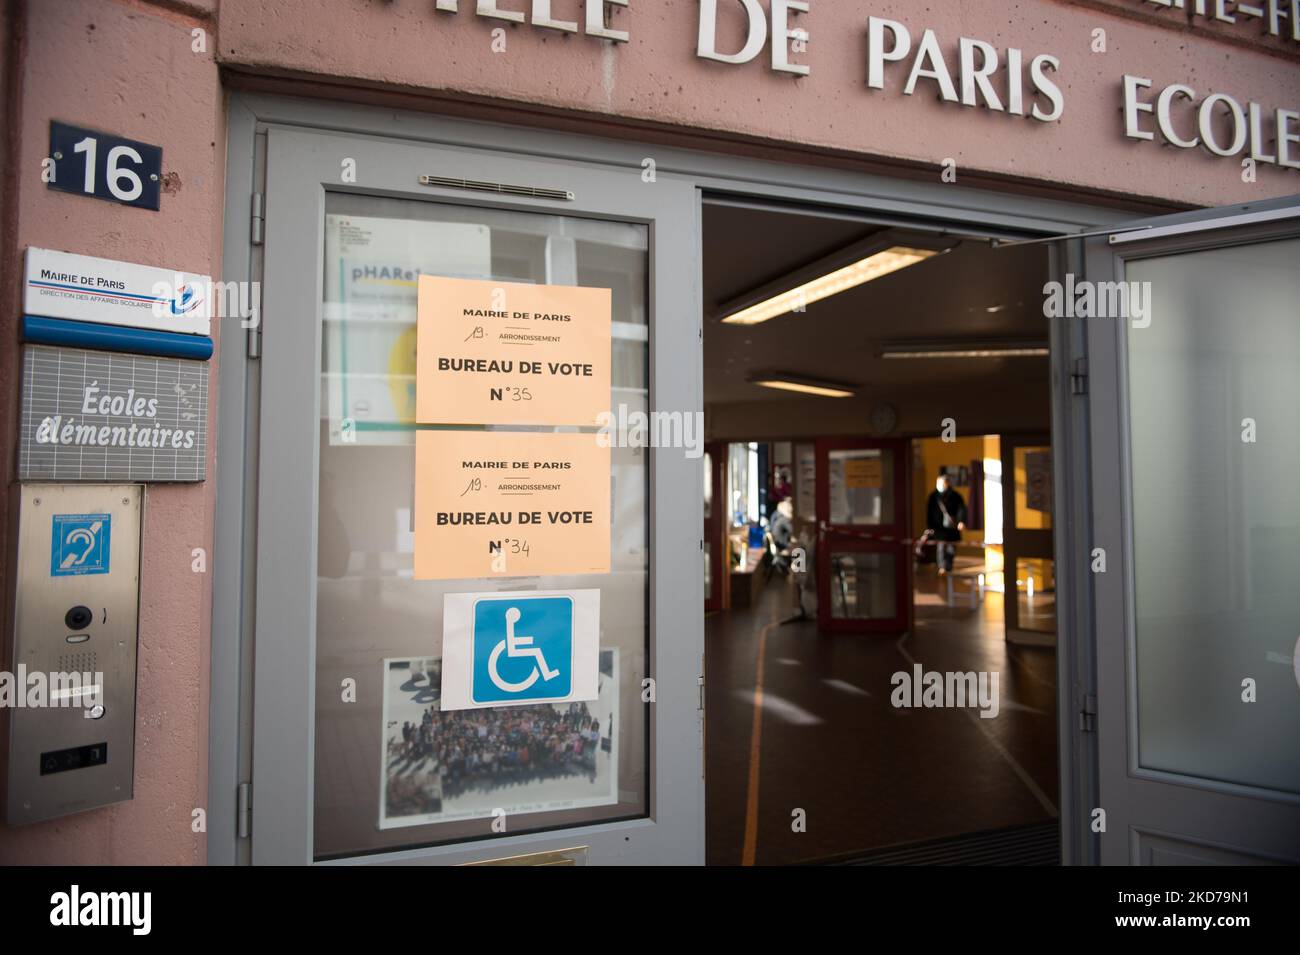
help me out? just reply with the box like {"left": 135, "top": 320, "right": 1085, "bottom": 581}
{"left": 6, "top": 484, "right": 142, "bottom": 825}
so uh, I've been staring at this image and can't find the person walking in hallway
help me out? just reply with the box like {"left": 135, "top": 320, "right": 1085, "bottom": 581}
{"left": 926, "top": 473, "right": 967, "bottom": 576}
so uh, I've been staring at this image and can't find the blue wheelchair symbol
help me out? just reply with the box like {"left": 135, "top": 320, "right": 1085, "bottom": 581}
{"left": 51, "top": 513, "right": 111, "bottom": 577}
{"left": 471, "top": 596, "right": 573, "bottom": 704}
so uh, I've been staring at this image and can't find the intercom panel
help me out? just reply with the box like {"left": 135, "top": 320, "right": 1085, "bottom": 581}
{"left": 6, "top": 484, "right": 141, "bottom": 825}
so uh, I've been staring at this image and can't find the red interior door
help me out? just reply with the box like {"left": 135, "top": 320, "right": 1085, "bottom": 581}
{"left": 814, "top": 437, "right": 912, "bottom": 633}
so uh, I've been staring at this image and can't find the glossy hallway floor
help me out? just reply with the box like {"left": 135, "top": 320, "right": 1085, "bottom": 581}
{"left": 705, "top": 570, "right": 1061, "bottom": 865}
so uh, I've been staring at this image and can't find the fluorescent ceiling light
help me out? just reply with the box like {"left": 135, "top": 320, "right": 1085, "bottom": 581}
{"left": 881, "top": 342, "right": 1048, "bottom": 359}
{"left": 720, "top": 245, "right": 941, "bottom": 326}
{"left": 749, "top": 374, "right": 856, "bottom": 398}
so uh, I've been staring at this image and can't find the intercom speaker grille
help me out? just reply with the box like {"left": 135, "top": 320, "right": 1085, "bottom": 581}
{"left": 57, "top": 651, "right": 98, "bottom": 674}
{"left": 418, "top": 175, "right": 574, "bottom": 202}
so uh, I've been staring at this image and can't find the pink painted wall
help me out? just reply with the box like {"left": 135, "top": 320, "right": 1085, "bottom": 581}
{"left": 0, "top": 0, "right": 221, "bottom": 865}
{"left": 217, "top": 0, "right": 1300, "bottom": 206}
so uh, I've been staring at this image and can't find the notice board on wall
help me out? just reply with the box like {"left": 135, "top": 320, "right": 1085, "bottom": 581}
{"left": 1025, "top": 450, "right": 1053, "bottom": 514}
{"left": 844, "top": 457, "right": 884, "bottom": 489}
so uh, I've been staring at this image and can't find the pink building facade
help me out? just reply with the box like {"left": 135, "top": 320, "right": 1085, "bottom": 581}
{"left": 0, "top": 0, "right": 1297, "bottom": 865}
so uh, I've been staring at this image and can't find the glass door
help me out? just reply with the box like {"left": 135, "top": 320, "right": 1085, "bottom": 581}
{"left": 814, "top": 437, "right": 911, "bottom": 633}
{"left": 1001, "top": 434, "right": 1056, "bottom": 645}
{"left": 249, "top": 126, "right": 702, "bottom": 864}
{"left": 1084, "top": 196, "right": 1300, "bottom": 864}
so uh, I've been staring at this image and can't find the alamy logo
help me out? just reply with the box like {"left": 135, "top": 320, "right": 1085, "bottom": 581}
{"left": 1042, "top": 273, "right": 1152, "bottom": 328}
{"left": 595, "top": 404, "right": 704, "bottom": 459}
{"left": 150, "top": 272, "right": 260, "bottom": 327}
{"left": 891, "top": 664, "right": 1000, "bottom": 719}
{"left": 0, "top": 665, "right": 103, "bottom": 710}
{"left": 49, "top": 885, "right": 151, "bottom": 935}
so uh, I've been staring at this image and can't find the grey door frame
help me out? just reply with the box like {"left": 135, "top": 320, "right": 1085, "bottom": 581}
{"left": 213, "top": 91, "right": 1143, "bottom": 866}
{"left": 241, "top": 122, "right": 703, "bottom": 866}
{"left": 1083, "top": 195, "right": 1300, "bottom": 865}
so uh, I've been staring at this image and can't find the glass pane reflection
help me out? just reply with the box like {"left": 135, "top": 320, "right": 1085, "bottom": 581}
{"left": 1127, "top": 237, "right": 1300, "bottom": 795}
{"left": 314, "top": 195, "right": 650, "bottom": 858}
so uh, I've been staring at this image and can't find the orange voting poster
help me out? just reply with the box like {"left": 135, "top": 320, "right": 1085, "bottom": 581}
{"left": 844, "top": 458, "right": 884, "bottom": 489}
{"left": 414, "top": 430, "right": 611, "bottom": 580}
{"left": 416, "top": 276, "right": 611, "bottom": 426}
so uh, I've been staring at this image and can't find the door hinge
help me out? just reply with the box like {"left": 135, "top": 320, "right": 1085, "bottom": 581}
{"left": 250, "top": 193, "right": 265, "bottom": 246}
{"left": 698, "top": 675, "right": 705, "bottom": 711}
{"left": 247, "top": 191, "right": 265, "bottom": 359}
{"left": 247, "top": 316, "right": 263, "bottom": 360}
{"left": 246, "top": 279, "right": 264, "bottom": 360}
{"left": 236, "top": 781, "right": 252, "bottom": 839}
{"left": 1071, "top": 357, "right": 1088, "bottom": 395}
{"left": 1079, "top": 692, "right": 1097, "bottom": 733}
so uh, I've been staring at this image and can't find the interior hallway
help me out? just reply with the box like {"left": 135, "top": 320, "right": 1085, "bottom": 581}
{"left": 705, "top": 575, "right": 1060, "bottom": 865}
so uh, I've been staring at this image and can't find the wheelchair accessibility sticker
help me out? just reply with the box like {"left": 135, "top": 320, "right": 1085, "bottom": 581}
{"left": 473, "top": 597, "right": 572, "bottom": 703}
{"left": 50, "top": 513, "right": 111, "bottom": 577}
{"left": 441, "top": 589, "right": 600, "bottom": 711}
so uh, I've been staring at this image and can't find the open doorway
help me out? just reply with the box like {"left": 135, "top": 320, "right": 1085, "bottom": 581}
{"left": 911, "top": 433, "right": 1057, "bottom": 646}
{"left": 701, "top": 197, "right": 1062, "bottom": 865}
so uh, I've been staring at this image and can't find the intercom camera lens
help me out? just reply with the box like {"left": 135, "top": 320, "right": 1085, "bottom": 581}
{"left": 65, "top": 605, "right": 93, "bottom": 630}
